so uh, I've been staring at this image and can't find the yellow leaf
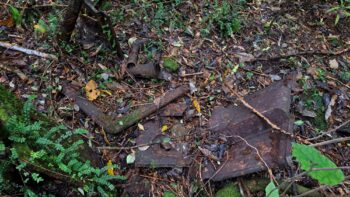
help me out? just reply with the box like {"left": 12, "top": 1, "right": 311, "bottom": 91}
{"left": 34, "top": 24, "right": 46, "bottom": 33}
{"left": 107, "top": 160, "right": 114, "bottom": 175}
{"left": 85, "top": 80, "right": 100, "bottom": 101}
{"left": 192, "top": 97, "right": 201, "bottom": 113}
{"left": 100, "top": 89, "right": 112, "bottom": 96}
{"left": 138, "top": 123, "right": 145, "bottom": 131}
{"left": 161, "top": 125, "right": 168, "bottom": 133}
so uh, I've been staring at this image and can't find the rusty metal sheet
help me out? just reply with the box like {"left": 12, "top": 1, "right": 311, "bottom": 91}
{"left": 160, "top": 102, "right": 187, "bottom": 117}
{"left": 202, "top": 81, "right": 293, "bottom": 181}
{"left": 135, "top": 121, "right": 190, "bottom": 168}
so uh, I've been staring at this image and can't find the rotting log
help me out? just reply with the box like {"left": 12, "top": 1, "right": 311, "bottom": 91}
{"left": 0, "top": 85, "right": 99, "bottom": 184}
{"left": 58, "top": 0, "right": 84, "bottom": 41}
{"left": 63, "top": 83, "right": 189, "bottom": 134}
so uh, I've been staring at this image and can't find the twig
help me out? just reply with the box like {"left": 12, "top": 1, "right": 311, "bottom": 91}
{"left": 223, "top": 82, "right": 311, "bottom": 145}
{"left": 293, "top": 185, "right": 328, "bottom": 197}
{"left": 308, "top": 119, "right": 350, "bottom": 141}
{"left": 0, "top": 64, "right": 28, "bottom": 81}
{"left": 249, "top": 47, "right": 350, "bottom": 63}
{"left": 310, "top": 137, "right": 350, "bottom": 147}
{"left": 194, "top": 153, "right": 229, "bottom": 197}
{"left": 326, "top": 75, "right": 350, "bottom": 89}
{"left": 0, "top": 41, "right": 58, "bottom": 60}
{"left": 97, "top": 142, "right": 157, "bottom": 150}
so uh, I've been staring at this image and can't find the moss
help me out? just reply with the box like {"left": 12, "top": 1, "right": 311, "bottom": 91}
{"left": 0, "top": 85, "right": 22, "bottom": 119}
{"left": 162, "top": 57, "right": 179, "bottom": 72}
{"left": 215, "top": 183, "right": 241, "bottom": 197}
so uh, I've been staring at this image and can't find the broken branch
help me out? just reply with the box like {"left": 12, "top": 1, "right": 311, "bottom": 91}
{"left": 0, "top": 41, "right": 58, "bottom": 60}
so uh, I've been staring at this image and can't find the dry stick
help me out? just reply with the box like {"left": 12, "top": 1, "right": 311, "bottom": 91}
{"left": 308, "top": 119, "right": 350, "bottom": 141}
{"left": 0, "top": 41, "right": 58, "bottom": 60}
{"left": 310, "top": 137, "right": 350, "bottom": 147}
{"left": 223, "top": 82, "right": 311, "bottom": 145}
{"left": 233, "top": 135, "right": 276, "bottom": 183}
{"left": 326, "top": 75, "right": 350, "bottom": 89}
{"left": 249, "top": 47, "right": 350, "bottom": 63}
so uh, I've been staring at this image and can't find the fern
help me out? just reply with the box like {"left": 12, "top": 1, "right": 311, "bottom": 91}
{"left": 3, "top": 97, "right": 125, "bottom": 195}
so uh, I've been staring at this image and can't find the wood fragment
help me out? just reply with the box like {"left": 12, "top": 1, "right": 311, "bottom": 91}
{"left": 0, "top": 64, "right": 28, "bottom": 81}
{"left": 0, "top": 41, "right": 58, "bottom": 60}
{"left": 58, "top": 0, "right": 84, "bottom": 41}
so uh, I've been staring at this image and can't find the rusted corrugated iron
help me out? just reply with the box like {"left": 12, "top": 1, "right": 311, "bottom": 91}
{"left": 202, "top": 81, "right": 293, "bottom": 181}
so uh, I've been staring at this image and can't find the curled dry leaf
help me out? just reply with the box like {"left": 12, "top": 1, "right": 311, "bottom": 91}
{"left": 85, "top": 80, "right": 100, "bottom": 101}
{"left": 107, "top": 160, "right": 114, "bottom": 175}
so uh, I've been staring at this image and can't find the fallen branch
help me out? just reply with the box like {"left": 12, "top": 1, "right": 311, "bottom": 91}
{"left": 310, "top": 137, "right": 350, "bottom": 147}
{"left": 63, "top": 83, "right": 189, "bottom": 134}
{"left": 308, "top": 119, "right": 350, "bottom": 141}
{"left": 0, "top": 41, "right": 58, "bottom": 60}
{"left": 248, "top": 47, "right": 350, "bottom": 63}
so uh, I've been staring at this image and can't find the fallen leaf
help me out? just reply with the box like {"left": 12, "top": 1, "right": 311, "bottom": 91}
{"left": 138, "top": 145, "right": 150, "bottom": 151}
{"left": 161, "top": 125, "right": 169, "bottom": 133}
{"left": 198, "top": 146, "right": 219, "bottom": 161}
{"left": 100, "top": 89, "right": 112, "bottom": 96}
{"left": 126, "top": 152, "right": 136, "bottom": 164}
{"left": 138, "top": 123, "right": 145, "bottom": 131}
{"left": 235, "top": 52, "right": 255, "bottom": 63}
{"left": 325, "top": 95, "right": 337, "bottom": 121}
{"left": 0, "top": 16, "right": 14, "bottom": 27}
{"left": 192, "top": 97, "right": 201, "bottom": 113}
{"left": 85, "top": 80, "right": 100, "bottom": 101}
{"left": 329, "top": 59, "right": 339, "bottom": 69}
{"left": 107, "top": 160, "right": 114, "bottom": 175}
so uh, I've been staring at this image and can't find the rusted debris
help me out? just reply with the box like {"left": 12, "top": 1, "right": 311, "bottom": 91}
{"left": 127, "top": 39, "right": 146, "bottom": 68}
{"left": 63, "top": 83, "right": 189, "bottom": 134}
{"left": 160, "top": 102, "right": 187, "bottom": 117}
{"left": 126, "top": 40, "right": 162, "bottom": 79}
{"left": 202, "top": 81, "right": 293, "bottom": 181}
{"left": 127, "top": 62, "right": 160, "bottom": 79}
{"left": 135, "top": 121, "right": 190, "bottom": 168}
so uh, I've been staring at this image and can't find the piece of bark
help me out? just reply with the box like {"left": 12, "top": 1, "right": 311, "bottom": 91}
{"left": 127, "top": 62, "right": 160, "bottom": 79}
{"left": 63, "top": 83, "right": 189, "bottom": 134}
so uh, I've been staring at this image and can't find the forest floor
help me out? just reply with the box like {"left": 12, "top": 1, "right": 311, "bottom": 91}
{"left": 1, "top": 0, "right": 350, "bottom": 196}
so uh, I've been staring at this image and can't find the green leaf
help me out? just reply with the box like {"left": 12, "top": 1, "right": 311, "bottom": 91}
{"left": 164, "top": 191, "right": 176, "bottom": 197}
{"left": 292, "top": 143, "right": 345, "bottom": 186}
{"left": 215, "top": 183, "right": 240, "bottom": 197}
{"left": 335, "top": 14, "right": 340, "bottom": 25}
{"left": 265, "top": 181, "right": 279, "bottom": 197}
{"left": 163, "top": 57, "right": 179, "bottom": 72}
{"left": 34, "top": 19, "right": 48, "bottom": 33}
{"left": 9, "top": 5, "right": 21, "bottom": 25}
{"left": 294, "top": 120, "right": 304, "bottom": 126}
{"left": 126, "top": 153, "right": 135, "bottom": 164}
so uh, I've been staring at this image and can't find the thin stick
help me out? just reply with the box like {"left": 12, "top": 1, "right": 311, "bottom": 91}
{"left": 308, "top": 119, "right": 350, "bottom": 141}
{"left": 326, "top": 75, "right": 350, "bottom": 89}
{"left": 310, "top": 137, "right": 350, "bottom": 147}
{"left": 0, "top": 41, "right": 58, "bottom": 60}
{"left": 232, "top": 135, "right": 275, "bottom": 183}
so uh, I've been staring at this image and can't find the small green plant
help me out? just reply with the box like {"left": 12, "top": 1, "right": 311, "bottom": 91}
{"left": 9, "top": 5, "right": 21, "bottom": 26}
{"left": 201, "top": 0, "right": 245, "bottom": 37}
{"left": 1, "top": 96, "right": 125, "bottom": 195}
{"left": 327, "top": 0, "right": 350, "bottom": 25}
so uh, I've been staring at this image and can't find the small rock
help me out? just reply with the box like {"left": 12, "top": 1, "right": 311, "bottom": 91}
{"left": 101, "top": 73, "right": 109, "bottom": 81}
{"left": 329, "top": 59, "right": 339, "bottom": 69}
{"left": 270, "top": 74, "right": 281, "bottom": 81}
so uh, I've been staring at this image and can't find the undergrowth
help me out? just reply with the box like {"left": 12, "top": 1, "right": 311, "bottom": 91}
{"left": 0, "top": 96, "right": 125, "bottom": 196}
